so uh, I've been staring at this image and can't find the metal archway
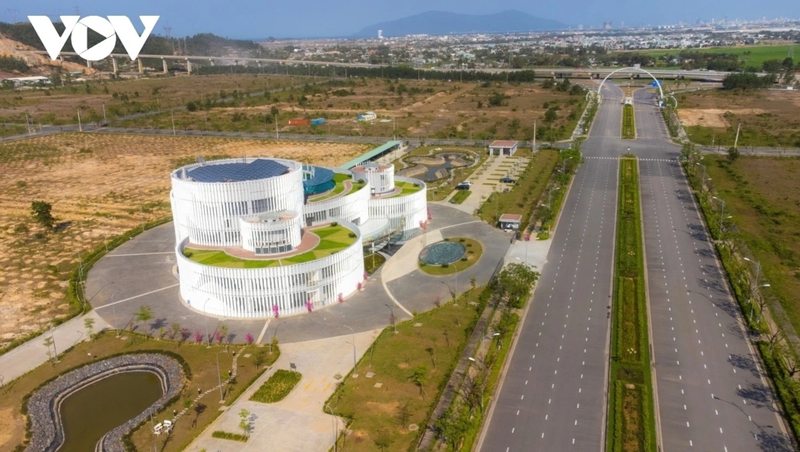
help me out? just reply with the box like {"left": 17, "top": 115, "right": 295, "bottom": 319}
{"left": 597, "top": 67, "right": 665, "bottom": 102}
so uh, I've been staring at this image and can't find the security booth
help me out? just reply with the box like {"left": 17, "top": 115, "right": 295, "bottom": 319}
{"left": 499, "top": 213, "right": 522, "bottom": 231}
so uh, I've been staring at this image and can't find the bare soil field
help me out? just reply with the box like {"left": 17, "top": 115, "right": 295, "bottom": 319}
{"left": 115, "top": 78, "right": 586, "bottom": 141}
{"left": 676, "top": 88, "right": 800, "bottom": 147}
{"left": 0, "top": 74, "right": 297, "bottom": 124}
{"left": 0, "top": 133, "right": 368, "bottom": 350}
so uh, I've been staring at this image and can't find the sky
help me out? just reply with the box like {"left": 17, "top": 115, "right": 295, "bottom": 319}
{"left": 10, "top": 0, "right": 800, "bottom": 39}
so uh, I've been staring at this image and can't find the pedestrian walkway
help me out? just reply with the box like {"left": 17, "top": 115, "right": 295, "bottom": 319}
{"left": 185, "top": 330, "right": 379, "bottom": 452}
{"left": 0, "top": 310, "right": 109, "bottom": 384}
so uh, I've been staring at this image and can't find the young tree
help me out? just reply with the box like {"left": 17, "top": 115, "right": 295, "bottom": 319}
{"left": 409, "top": 365, "right": 429, "bottom": 398}
{"left": 171, "top": 322, "right": 182, "bottom": 340}
{"left": 727, "top": 146, "right": 740, "bottom": 163}
{"left": 133, "top": 305, "right": 154, "bottom": 334}
{"left": 43, "top": 336, "right": 54, "bottom": 363}
{"left": 253, "top": 350, "right": 266, "bottom": 369}
{"left": 395, "top": 399, "right": 412, "bottom": 430}
{"left": 31, "top": 201, "right": 55, "bottom": 230}
{"left": 373, "top": 428, "right": 394, "bottom": 451}
{"left": 84, "top": 317, "right": 96, "bottom": 340}
{"left": 220, "top": 324, "right": 229, "bottom": 344}
{"left": 238, "top": 409, "right": 251, "bottom": 437}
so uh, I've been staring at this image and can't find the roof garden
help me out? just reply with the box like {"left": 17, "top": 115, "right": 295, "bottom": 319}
{"left": 387, "top": 180, "right": 423, "bottom": 198}
{"left": 182, "top": 224, "right": 357, "bottom": 268}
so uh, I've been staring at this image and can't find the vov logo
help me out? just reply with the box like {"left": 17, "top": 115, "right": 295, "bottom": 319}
{"left": 28, "top": 15, "right": 159, "bottom": 61}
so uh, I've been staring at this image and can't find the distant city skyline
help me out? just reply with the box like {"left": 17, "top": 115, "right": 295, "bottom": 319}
{"left": 8, "top": 0, "right": 800, "bottom": 39}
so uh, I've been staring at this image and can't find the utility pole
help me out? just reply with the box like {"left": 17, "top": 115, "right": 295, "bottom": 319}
{"left": 275, "top": 114, "right": 279, "bottom": 139}
{"left": 77, "top": 109, "right": 82, "bottom": 132}
{"left": 171, "top": 110, "right": 176, "bottom": 136}
{"left": 733, "top": 122, "right": 741, "bottom": 149}
{"left": 102, "top": 103, "right": 107, "bottom": 123}
{"left": 532, "top": 119, "right": 536, "bottom": 150}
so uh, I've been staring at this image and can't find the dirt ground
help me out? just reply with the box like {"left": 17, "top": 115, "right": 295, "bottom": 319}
{"left": 0, "top": 133, "right": 368, "bottom": 350}
{"left": 0, "top": 73, "right": 296, "bottom": 124}
{"left": 676, "top": 88, "right": 800, "bottom": 147}
{"left": 678, "top": 108, "right": 768, "bottom": 128}
{"left": 116, "top": 78, "right": 585, "bottom": 141}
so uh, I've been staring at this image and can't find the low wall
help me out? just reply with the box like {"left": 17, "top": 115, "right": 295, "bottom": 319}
{"left": 25, "top": 353, "right": 184, "bottom": 452}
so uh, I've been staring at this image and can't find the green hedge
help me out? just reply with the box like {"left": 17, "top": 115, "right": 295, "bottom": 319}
{"left": 212, "top": 431, "right": 248, "bottom": 442}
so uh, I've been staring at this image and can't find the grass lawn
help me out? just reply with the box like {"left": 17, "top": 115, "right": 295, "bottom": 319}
{"left": 327, "top": 288, "right": 482, "bottom": 452}
{"left": 622, "top": 104, "right": 635, "bottom": 140}
{"left": 450, "top": 190, "right": 472, "bottom": 204}
{"left": 389, "top": 180, "right": 424, "bottom": 197}
{"left": 701, "top": 155, "right": 800, "bottom": 337}
{"left": 308, "top": 173, "right": 357, "bottom": 203}
{"left": 1, "top": 330, "right": 279, "bottom": 452}
{"left": 250, "top": 369, "right": 302, "bottom": 403}
{"left": 364, "top": 253, "right": 386, "bottom": 275}
{"left": 607, "top": 158, "right": 656, "bottom": 452}
{"left": 183, "top": 224, "right": 357, "bottom": 268}
{"left": 613, "top": 45, "right": 795, "bottom": 70}
{"left": 478, "top": 150, "right": 560, "bottom": 230}
{"left": 419, "top": 237, "right": 483, "bottom": 276}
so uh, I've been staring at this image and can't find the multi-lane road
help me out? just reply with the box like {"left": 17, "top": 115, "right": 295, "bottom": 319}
{"left": 479, "top": 82, "right": 791, "bottom": 451}
{"left": 478, "top": 82, "right": 624, "bottom": 451}
{"left": 633, "top": 89, "right": 791, "bottom": 452}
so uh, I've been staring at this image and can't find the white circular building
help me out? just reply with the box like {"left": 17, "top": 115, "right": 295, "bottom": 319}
{"left": 170, "top": 156, "right": 427, "bottom": 318}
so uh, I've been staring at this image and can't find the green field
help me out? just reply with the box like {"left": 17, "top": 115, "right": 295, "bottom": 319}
{"left": 183, "top": 224, "right": 356, "bottom": 268}
{"left": 622, "top": 104, "right": 635, "bottom": 140}
{"left": 616, "top": 45, "right": 794, "bottom": 69}
{"left": 607, "top": 158, "right": 656, "bottom": 452}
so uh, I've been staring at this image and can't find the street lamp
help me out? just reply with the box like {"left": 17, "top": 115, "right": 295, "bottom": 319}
{"left": 343, "top": 325, "right": 357, "bottom": 376}
{"left": 84, "top": 281, "right": 114, "bottom": 313}
{"left": 202, "top": 297, "right": 213, "bottom": 346}
{"left": 324, "top": 403, "right": 338, "bottom": 452}
{"left": 272, "top": 321, "right": 287, "bottom": 349}
{"left": 743, "top": 257, "right": 764, "bottom": 320}
{"left": 49, "top": 322, "right": 59, "bottom": 363}
{"left": 712, "top": 196, "right": 727, "bottom": 234}
{"left": 108, "top": 290, "right": 120, "bottom": 337}
{"left": 215, "top": 350, "right": 228, "bottom": 403}
{"left": 384, "top": 304, "right": 397, "bottom": 334}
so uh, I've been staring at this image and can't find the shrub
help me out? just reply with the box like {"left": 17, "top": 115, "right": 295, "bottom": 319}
{"left": 250, "top": 369, "right": 302, "bottom": 403}
{"left": 211, "top": 431, "right": 247, "bottom": 442}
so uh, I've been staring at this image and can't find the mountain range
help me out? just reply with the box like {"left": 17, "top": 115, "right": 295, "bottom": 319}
{"left": 352, "top": 10, "right": 568, "bottom": 38}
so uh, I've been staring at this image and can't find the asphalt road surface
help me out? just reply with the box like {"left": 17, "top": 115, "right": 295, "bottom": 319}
{"left": 479, "top": 82, "right": 625, "bottom": 451}
{"left": 632, "top": 89, "right": 791, "bottom": 451}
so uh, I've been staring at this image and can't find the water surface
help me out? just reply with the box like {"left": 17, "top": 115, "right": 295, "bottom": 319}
{"left": 58, "top": 371, "right": 163, "bottom": 452}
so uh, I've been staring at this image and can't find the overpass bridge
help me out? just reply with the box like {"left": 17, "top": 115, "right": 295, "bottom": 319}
{"left": 24, "top": 50, "right": 735, "bottom": 81}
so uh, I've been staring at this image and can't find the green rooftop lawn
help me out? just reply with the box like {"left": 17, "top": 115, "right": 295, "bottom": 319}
{"left": 182, "top": 224, "right": 357, "bottom": 268}
{"left": 387, "top": 180, "right": 423, "bottom": 198}
{"left": 308, "top": 173, "right": 356, "bottom": 203}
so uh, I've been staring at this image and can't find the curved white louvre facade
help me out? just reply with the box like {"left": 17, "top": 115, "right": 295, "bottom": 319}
{"left": 352, "top": 162, "right": 394, "bottom": 194}
{"left": 170, "top": 156, "right": 427, "bottom": 319}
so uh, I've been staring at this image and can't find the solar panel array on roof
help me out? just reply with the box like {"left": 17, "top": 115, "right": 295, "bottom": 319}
{"left": 186, "top": 159, "right": 289, "bottom": 183}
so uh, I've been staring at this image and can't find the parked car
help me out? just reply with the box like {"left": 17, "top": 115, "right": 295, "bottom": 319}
{"left": 500, "top": 177, "right": 516, "bottom": 184}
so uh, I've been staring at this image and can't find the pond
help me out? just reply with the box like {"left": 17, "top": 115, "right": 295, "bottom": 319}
{"left": 401, "top": 153, "right": 472, "bottom": 182}
{"left": 58, "top": 371, "right": 163, "bottom": 452}
{"left": 419, "top": 241, "right": 467, "bottom": 265}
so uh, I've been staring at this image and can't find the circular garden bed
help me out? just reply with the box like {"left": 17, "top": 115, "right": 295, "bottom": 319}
{"left": 418, "top": 237, "right": 482, "bottom": 276}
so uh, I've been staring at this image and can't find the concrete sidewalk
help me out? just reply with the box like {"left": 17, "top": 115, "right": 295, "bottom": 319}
{"left": 185, "top": 329, "right": 379, "bottom": 452}
{"left": 0, "top": 310, "right": 109, "bottom": 384}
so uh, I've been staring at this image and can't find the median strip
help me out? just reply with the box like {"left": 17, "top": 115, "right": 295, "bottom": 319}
{"left": 622, "top": 103, "right": 636, "bottom": 139}
{"left": 606, "top": 157, "right": 656, "bottom": 452}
